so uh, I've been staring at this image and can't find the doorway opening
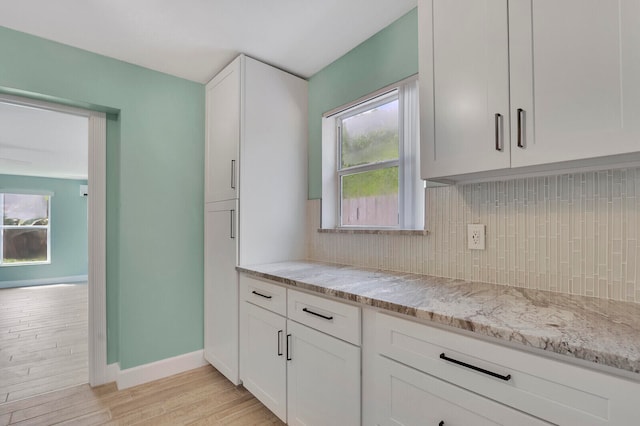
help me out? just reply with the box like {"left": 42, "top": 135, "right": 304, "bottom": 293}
{"left": 0, "top": 94, "right": 107, "bottom": 402}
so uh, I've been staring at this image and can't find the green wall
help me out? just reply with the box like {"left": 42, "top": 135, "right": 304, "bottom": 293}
{"left": 307, "top": 8, "right": 419, "bottom": 199}
{"left": 0, "top": 26, "right": 205, "bottom": 368}
{"left": 0, "top": 175, "right": 88, "bottom": 283}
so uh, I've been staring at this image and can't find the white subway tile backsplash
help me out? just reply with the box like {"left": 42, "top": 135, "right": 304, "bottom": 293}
{"left": 306, "top": 168, "right": 640, "bottom": 303}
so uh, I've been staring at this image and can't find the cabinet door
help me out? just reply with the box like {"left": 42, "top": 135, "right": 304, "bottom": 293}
{"left": 239, "top": 303, "right": 287, "bottom": 422}
{"left": 204, "top": 200, "right": 239, "bottom": 384}
{"left": 286, "top": 320, "right": 360, "bottom": 426}
{"left": 375, "top": 356, "right": 549, "bottom": 426}
{"left": 205, "top": 57, "right": 240, "bottom": 202}
{"left": 420, "top": 0, "right": 510, "bottom": 179}
{"left": 510, "top": 0, "right": 640, "bottom": 167}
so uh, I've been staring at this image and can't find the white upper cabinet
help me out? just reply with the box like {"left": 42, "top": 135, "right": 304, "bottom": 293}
{"left": 421, "top": 0, "right": 510, "bottom": 178}
{"left": 420, "top": 0, "right": 640, "bottom": 181}
{"left": 238, "top": 57, "right": 308, "bottom": 265}
{"left": 509, "top": 0, "right": 640, "bottom": 168}
{"left": 205, "top": 57, "right": 240, "bottom": 203}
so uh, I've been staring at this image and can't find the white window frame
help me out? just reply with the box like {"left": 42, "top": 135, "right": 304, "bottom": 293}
{"left": 321, "top": 75, "right": 424, "bottom": 230}
{"left": 0, "top": 191, "right": 52, "bottom": 266}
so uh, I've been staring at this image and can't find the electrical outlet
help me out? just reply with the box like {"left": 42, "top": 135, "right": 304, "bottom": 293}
{"left": 467, "top": 224, "right": 486, "bottom": 250}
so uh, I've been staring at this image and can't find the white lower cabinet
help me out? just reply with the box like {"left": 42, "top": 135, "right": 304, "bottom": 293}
{"left": 286, "top": 320, "right": 360, "bottom": 426}
{"left": 239, "top": 275, "right": 361, "bottom": 425}
{"left": 204, "top": 200, "right": 239, "bottom": 384}
{"left": 369, "top": 310, "right": 638, "bottom": 426}
{"left": 241, "top": 279, "right": 640, "bottom": 425}
{"left": 240, "top": 302, "right": 287, "bottom": 421}
{"left": 375, "top": 355, "right": 547, "bottom": 426}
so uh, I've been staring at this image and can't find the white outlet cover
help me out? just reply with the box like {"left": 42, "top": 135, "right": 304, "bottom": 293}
{"left": 468, "top": 224, "right": 486, "bottom": 250}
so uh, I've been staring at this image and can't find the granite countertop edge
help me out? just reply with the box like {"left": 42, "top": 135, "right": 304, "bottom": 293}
{"left": 237, "top": 261, "right": 640, "bottom": 376}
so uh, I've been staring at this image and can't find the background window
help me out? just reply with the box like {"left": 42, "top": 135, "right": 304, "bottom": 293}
{"left": 0, "top": 193, "right": 51, "bottom": 265}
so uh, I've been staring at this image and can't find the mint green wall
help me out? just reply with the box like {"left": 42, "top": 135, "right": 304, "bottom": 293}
{"left": 0, "top": 175, "right": 88, "bottom": 282}
{"left": 307, "top": 9, "right": 419, "bottom": 199}
{"left": 0, "top": 26, "right": 205, "bottom": 368}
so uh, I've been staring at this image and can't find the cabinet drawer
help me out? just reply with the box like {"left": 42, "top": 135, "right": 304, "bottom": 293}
{"left": 375, "top": 355, "right": 548, "bottom": 426}
{"left": 240, "top": 275, "right": 287, "bottom": 316}
{"left": 376, "top": 312, "right": 636, "bottom": 426}
{"left": 288, "top": 289, "right": 360, "bottom": 345}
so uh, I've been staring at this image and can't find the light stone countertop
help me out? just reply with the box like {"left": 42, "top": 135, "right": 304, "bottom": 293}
{"left": 237, "top": 260, "right": 640, "bottom": 375}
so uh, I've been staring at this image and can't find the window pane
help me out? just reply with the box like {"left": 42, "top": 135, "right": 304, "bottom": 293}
{"left": 3, "top": 194, "right": 49, "bottom": 225}
{"left": 3, "top": 229, "right": 48, "bottom": 263}
{"left": 341, "top": 167, "right": 399, "bottom": 227}
{"left": 341, "top": 98, "right": 399, "bottom": 168}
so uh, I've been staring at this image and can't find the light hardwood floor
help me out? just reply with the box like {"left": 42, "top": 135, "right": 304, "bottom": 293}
{"left": 0, "top": 365, "right": 284, "bottom": 425}
{"left": 0, "top": 284, "right": 88, "bottom": 403}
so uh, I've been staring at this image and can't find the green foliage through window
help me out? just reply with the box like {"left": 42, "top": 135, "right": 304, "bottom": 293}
{"left": 341, "top": 129, "right": 399, "bottom": 168}
{"left": 342, "top": 167, "right": 399, "bottom": 199}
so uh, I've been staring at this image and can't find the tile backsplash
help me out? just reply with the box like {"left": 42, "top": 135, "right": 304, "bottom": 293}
{"left": 306, "top": 168, "right": 640, "bottom": 303}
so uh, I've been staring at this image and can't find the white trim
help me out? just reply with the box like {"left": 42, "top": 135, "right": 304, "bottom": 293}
{"left": 88, "top": 111, "right": 108, "bottom": 387}
{"left": 0, "top": 274, "right": 88, "bottom": 289}
{"left": 323, "top": 74, "right": 419, "bottom": 118}
{"left": 0, "top": 94, "right": 109, "bottom": 388}
{"left": 105, "top": 363, "right": 119, "bottom": 384}
{"left": 0, "top": 94, "right": 95, "bottom": 118}
{"left": 116, "top": 350, "right": 207, "bottom": 390}
{"left": 321, "top": 117, "right": 338, "bottom": 228}
{"left": 0, "top": 189, "right": 55, "bottom": 196}
{"left": 0, "top": 260, "right": 51, "bottom": 268}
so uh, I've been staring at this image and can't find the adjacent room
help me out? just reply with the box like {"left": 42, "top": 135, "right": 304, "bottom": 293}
{"left": 0, "top": 100, "right": 89, "bottom": 402}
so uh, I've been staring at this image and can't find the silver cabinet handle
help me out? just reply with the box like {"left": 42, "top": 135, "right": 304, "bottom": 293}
{"left": 230, "top": 209, "right": 235, "bottom": 239}
{"left": 494, "top": 113, "right": 503, "bottom": 152}
{"left": 230, "top": 159, "right": 236, "bottom": 189}
{"left": 517, "top": 108, "right": 525, "bottom": 148}
{"left": 277, "top": 330, "right": 283, "bottom": 356}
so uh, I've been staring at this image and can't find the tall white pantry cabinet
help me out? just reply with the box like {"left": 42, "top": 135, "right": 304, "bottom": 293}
{"left": 203, "top": 54, "right": 308, "bottom": 385}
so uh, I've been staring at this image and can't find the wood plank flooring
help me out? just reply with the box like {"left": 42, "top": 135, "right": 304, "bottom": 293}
{"left": 0, "top": 284, "right": 88, "bottom": 403}
{"left": 0, "top": 365, "right": 285, "bottom": 425}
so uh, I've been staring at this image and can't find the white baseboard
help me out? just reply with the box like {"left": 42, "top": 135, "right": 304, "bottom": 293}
{"left": 116, "top": 350, "right": 207, "bottom": 390}
{"left": 0, "top": 275, "right": 88, "bottom": 289}
{"left": 105, "top": 363, "right": 119, "bottom": 384}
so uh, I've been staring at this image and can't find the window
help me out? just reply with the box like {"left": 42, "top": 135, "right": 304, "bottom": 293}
{"left": 0, "top": 193, "right": 51, "bottom": 265}
{"left": 322, "top": 77, "right": 423, "bottom": 229}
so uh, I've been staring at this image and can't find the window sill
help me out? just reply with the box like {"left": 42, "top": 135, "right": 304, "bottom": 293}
{"left": 317, "top": 228, "right": 429, "bottom": 236}
{"left": 0, "top": 261, "right": 51, "bottom": 267}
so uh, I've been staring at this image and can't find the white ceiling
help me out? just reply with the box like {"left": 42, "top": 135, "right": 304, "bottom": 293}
{"left": 0, "top": 0, "right": 417, "bottom": 83}
{"left": 0, "top": 102, "right": 88, "bottom": 180}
